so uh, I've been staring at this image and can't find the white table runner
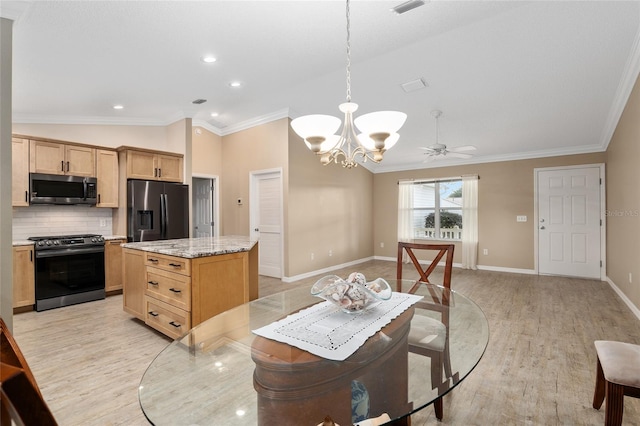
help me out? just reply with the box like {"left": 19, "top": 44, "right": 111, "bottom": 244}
{"left": 252, "top": 292, "right": 423, "bottom": 361}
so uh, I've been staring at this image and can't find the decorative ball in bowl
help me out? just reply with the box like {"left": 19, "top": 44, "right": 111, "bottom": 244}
{"left": 310, "top": 272, "right": 392, "bottom": 313}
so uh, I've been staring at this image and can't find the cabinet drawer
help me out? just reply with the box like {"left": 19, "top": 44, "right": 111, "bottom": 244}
{"left": 145, "top": 297, "right": 191, "bottom": 340}
{"left": 145, "top": 267, "right": 191, "bottom": 311}
{"left": 144, "top": 252, "right": 190, "bottom": 276}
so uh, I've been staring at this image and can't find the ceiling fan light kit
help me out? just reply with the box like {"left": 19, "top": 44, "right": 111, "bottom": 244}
{"left": 291, "top": 0, "right": 406, "bottom": 169}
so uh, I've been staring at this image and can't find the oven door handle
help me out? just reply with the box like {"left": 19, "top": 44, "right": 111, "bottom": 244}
{"left": 35, "top": 246, "right": 105, "bottom": 258}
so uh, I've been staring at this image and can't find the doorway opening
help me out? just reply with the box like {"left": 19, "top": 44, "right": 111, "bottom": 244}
{"left": 192, "top": 176, "right": 218, "bottom": 238}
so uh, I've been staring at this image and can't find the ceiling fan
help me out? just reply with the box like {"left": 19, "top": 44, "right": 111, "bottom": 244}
{"left": 418, "top": 110, "right": 476, "bottom": 162}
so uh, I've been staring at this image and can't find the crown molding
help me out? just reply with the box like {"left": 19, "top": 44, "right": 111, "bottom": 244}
{"left": 371, "top": 144, "right": 606, "bottom": 174}
{"left": 219, "top": 108, "right": 290, "bottom": 136}
{"left": 192, "top": 119, "right": 222, "bottom": 136}
{"left": 12, "top": 114, "right": 167, "bottom": 126}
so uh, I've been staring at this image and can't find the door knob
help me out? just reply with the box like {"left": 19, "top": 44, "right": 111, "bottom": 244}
{"left": 254, "top": 228, "right": 259, "bottom": 232}
{"left": 540, "top": 218, "right": 545, "bottom": 223}
{"left": 540, "top": 226, "right": 546, "bottom": 230}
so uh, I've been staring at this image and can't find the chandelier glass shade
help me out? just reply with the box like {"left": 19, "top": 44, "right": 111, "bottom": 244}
{"left": 290, "top": 0, "right": 407, "bottom": 169}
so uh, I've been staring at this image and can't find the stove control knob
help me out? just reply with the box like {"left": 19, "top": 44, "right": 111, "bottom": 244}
{"left": 45, "top": 240, "right": 52, "bottom": 246}
{"left": 53, "top": 240, "right": 60, "bottom": 245}
{"left": 98, "top": 236, "right": 104, "bottom": 242}
{"left": 37, "top": 241, "right": 44, "bottom": 246}
{"left": 91, "top": 237, "right": 97, "bottom": 243}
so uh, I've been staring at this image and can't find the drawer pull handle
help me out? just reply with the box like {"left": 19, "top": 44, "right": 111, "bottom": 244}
{"left": 168, "top": 263, "right": 181, "bottom": 268}
{"left": 148, "top": 311, "right": 159, "bottom": 317}
{"left": 169, "top": 288, "right": 181, "bottom": 293}
{"left": 148, "top": 281, "right": 159, "bottom": 286}
{"left": 148, "top": 258, "right": 159, "bottom": 263}
{"left": 169, "top": 321, "right": 181, "bottom": 328}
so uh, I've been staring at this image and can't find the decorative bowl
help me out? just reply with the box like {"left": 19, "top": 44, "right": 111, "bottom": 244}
{"left": 310, "top": 272, "right": 392, "bottom": 313}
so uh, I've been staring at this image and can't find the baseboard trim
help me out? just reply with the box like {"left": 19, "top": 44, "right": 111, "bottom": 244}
{"left": 282, "top": 257, "right": 375, "bottom": 283}
{"left": 605, "top": 277, "right": 640, "bottom": 321}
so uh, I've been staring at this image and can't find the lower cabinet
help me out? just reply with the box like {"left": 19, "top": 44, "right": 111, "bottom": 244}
{"left": 123, "top": 245, "right": 258, "bottom": 339}
{"left": 13, "top": 246, "right": 35, "bottom": 309}
{"left": 105, "top": 239, "right": 125, "bottom": 293}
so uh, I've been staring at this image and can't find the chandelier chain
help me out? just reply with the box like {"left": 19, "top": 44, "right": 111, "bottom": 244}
{"left": 345, "top": 0, "right": 351, "bottom": 103}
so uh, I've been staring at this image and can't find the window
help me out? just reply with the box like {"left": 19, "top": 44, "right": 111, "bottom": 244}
{"left": 403, "top": 179, "right": 463, "bottom": 241}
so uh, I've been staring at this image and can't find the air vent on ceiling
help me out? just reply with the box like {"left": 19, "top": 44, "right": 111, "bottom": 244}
{"left": 192, "top": 99, "right": 207, "bottom": 104}
{"left": 391, "top": 0, "right": 426, "bottom": 15}
{"left": 401, "top": 78, "right": 428, "bottom": 93}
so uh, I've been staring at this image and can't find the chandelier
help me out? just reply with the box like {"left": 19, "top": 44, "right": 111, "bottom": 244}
{"left": 290, "top": 0, "right": 407, "bottom": 169}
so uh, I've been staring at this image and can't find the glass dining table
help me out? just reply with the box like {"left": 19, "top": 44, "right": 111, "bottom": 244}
{"left": 138, "top": 279, "right": 489, "bottom": 426}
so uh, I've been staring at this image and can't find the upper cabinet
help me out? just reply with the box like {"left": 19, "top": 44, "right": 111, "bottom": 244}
{"left": 12, "top": 137, "right": 30, "bottom": 207}
{"left": 124, "top": 149, "right": 183, "bottom": 182}
{"left": 96, "top": 149, "right": 119, "bottom": 208}
{"left": 30, "top": 140, "right": 96, "bottom": 177}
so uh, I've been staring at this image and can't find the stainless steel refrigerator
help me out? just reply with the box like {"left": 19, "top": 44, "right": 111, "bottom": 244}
{"left": 127, "top": 179, "right": 189, "bottom": 242}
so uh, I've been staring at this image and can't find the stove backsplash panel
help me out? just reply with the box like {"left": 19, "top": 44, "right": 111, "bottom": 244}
{"left": 13, "top": 205, "right": 113, "bottom": 240}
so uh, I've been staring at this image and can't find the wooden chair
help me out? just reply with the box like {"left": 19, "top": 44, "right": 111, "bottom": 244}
{"left": 592, "top": 340, "right": 640, "bottom": 425}
{"left": 396, "top": 242, "right": 459, "bottom": 421}
{"left": 1, "top": 317, "right": 57, "bottom": 426}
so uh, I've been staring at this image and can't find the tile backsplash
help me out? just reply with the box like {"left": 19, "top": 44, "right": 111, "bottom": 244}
{"left": 12, "top": 205, "right": 113, "bottom": 240}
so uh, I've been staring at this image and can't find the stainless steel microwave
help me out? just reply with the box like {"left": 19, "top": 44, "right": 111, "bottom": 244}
{"left": 29, "top": 173, "right": 98, "bottom": 205}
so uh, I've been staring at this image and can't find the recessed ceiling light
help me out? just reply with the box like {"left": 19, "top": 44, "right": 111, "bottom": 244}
{"left": 210, "top": 112, "right": 219, "bottom": 117}
{"left": 113, "top": 105, "right": 124, "bottom": 110}
{"left": 201, "top": 55, "right": 217, "bottom": 63}
{"left": 229, "top": 81, "right": 242, "bottom": 88}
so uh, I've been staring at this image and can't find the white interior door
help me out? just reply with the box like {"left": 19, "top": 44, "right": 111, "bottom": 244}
{"left": 537, "top": 166, "right": 602, "bottom": 278}
{"left": 192, "top": 177, "right": 216, "bottom": 238}
{"left": 251, "top": 170, "right": 283, "bottom": 278}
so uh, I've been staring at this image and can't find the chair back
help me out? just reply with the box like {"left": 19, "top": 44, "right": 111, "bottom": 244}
{"left": 1, "top": 317, "right": 57, "bottom": 426}
{"left": 396, "top": 242, "right": 454, "bottom": 292}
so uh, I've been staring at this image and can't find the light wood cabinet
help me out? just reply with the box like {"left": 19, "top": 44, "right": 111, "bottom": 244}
{"left": 30, "top": 140, "right": 95, "bottom": 177}
{"left": 123, "top": 248, "right": 146, "bottom": 319}
{"left": 12, "top": 137, "right": 30, "bottom": 207}
{"left": 123, "top": 245, "right": 258, "bottom": 339}
{"left": 13, "top": 246, "right": 35, "bottom": 309}
{"left": 96, "top": 149, "right": 119, "bottom": 208}
{"left": 125, "top": 149, "right": 183, "bottom": 182}
{"left": 105, "top": 239, "right": 125, "bottom": 293}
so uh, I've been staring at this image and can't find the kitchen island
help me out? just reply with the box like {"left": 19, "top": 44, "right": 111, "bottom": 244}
{"left": 122, "top": 236, "right": 258, "bottom": 339}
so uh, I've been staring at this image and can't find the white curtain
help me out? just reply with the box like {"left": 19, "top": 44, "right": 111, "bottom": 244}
{"left": 397, "top": 182, "right": 414, "bottom": 263}
{"left": 461, "top": 175, "right": 478, "bottom": 269}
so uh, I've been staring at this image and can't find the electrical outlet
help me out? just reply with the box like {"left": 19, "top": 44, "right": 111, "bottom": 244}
{"left": 630, "top": 273, "right": 633, "bottom": 283}
{"left": 329, "top": 250, "right": 333, "bottom": 257}
{"left": 483, "top": 249, "right": 489, "bottom": 255}
{"left": 100, "top": 219, "right": 107, "bottom": 227}
{"left": 380, "top": 242, "right": 384, "bottom": 248}
{"left": 311, "top": 252, "right": 314, "bottom": 260}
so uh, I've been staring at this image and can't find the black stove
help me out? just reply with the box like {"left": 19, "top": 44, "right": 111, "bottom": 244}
{"left": 28, "top": 234, "right": 106, "bottom": 311}
{"left": 29, "top": 234, "right": 105, "bottom": 250}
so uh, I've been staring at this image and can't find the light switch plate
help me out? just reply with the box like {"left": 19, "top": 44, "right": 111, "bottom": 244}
{"left": 516, "top": 215, "right": 527, "bottom": 222}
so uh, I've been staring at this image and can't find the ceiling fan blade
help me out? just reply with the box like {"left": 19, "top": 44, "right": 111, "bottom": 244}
{"left": 448, "top": 145, "right": 476, "bottom": 153}
{"left": 422, "top": 155, "right": 438, "bottom": 163}
{"left": 446, "top": 152, "right": 473, "bottom": 159}
{"left": 418, "top": 147, "right": 437, "bottom": 152}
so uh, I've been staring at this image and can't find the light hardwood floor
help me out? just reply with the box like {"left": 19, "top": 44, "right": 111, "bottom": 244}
{"left": 12, "top": 260, "right": 640, "bottom": 425}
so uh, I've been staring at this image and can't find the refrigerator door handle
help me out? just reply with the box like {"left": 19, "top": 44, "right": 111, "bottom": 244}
{"left": 160, "top": 193, "right": 167, "bottom": 239}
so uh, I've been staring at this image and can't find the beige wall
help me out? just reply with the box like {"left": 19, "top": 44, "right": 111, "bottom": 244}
{"left": 287, "top": 126, "right": 374, "bottom": 277}
{"left": 12, "top": 123, "right": 170, "bottom": 151}
{"left": 220, "top": 118, "right": 289, "bottom": 239}
{"left": 192, "top": 127, "right": 222, "bottom": 176}
{"left": 606, "top": 73, "right": 640, "bottom": 308}
{"left": 373, "top": 153, "right": 605, "bottom": 270}
{"left": 1, "top": 18, "right": 14, "bottom": 329}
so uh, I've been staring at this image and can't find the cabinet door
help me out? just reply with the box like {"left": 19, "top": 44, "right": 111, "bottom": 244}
{"left": 157, "top": 154, "right": 183, "bottom": 182}
{"left": 105, "top": 239, "right": 124, "bottom": 292}
{"left": 65, "top": 145, "right": 96, "bottom": 177}
{"left": 12, "top": 138, "right": 30, "bottom": 207}
{"left": 126, "top": 150, "right": 158, "bottom": 180}
{"left": 96, "top": 149, "right": 119, "bottom": 207}
{"left": 13, "top": 246, "right": 35, "bottom": 308}
{"left": 123, "top": 248, "right": 146, "bottom": 320}
{"left": 30, "top": 140, "right": 65, "bottom": 175}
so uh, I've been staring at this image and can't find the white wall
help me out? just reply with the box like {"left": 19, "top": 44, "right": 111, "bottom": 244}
{"left": 1, "top": 17, "right": 13, "bottom": 329}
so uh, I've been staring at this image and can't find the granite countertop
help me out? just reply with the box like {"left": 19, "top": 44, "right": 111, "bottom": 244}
{"left": 121, "top": 235, "right": 258, "bottom": 259}
{"left": 104, "top": 235, "right": 127, "bottom": 241}
{"left": 12, "top": 240, "right": 34, "bottom": 247}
